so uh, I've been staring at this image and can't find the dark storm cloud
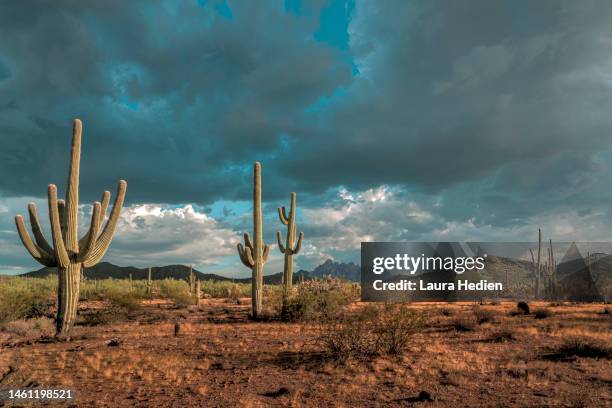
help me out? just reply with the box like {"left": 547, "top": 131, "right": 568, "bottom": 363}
{"left": 274, "top": 1, "right": 612, "bottom": 210}
{"left": 0, "top": 0, "right": 353, "bottom": 203}
{"left": 3, "top": 0, "right": 612, "bottom": 274}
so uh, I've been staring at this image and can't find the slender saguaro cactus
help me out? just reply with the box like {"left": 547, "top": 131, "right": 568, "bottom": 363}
{"left": 237, "top": 162, "right": 270, "bottom": 319}
{"left": 529, "top": 229, "right": 542, "bottom": 299}
{"left": 15, "top": 119, "right": 126, "bottom": 336}
{"left": 277, "top": 192, "right": 304, "bottom": 306}
{"left": 195, "top": 279, "right": 201, "bottom": 307}
{"left": 188, "top": 265, "right": 195, "bottom": 294}
{"left": 147, "top": 267, "right": 153, "bottom": 295}
{"left": 549, "top": 239, "right": 556, "bottom": 299}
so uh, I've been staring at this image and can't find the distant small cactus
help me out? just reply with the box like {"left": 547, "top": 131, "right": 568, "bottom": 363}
{"left": 174, "top": 322, "right": 181, "bottom": 336}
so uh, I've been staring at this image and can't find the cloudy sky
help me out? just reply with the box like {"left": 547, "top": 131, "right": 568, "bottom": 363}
{"left": 2, "top": 0, "right": 612, "bottom": 276}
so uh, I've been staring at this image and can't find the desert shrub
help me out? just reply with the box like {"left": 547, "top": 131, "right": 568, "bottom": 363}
{"left": 543, "top": 337, "right": 611, "bottom": 360}
{"left": 440, "top": 307, "right": 454, "bottom": 316}
{"left": 81, "top": 289, "right": 141, "bottom": 326}
{"left": 487, "top": 328, "right": 516, "bottom": 342}
{"left": 473, "top": 307, "right": 495, "bottom": 324}
{"left": 105, "top": 289, "right": 141, "bottom": 313}
{"left": 200, "top": 281, "right": 250, "bottom": 298}
{"left": 1, "top": 317, "right": 55, "bottom": 337}
{"left": 450, "top": 316, "right": 477, "bottom": 331}
{"left": 80, "top": 278, "right": 148, "bottom": 301}
{"left": 0, "top": 277, "right": 55, "bottom": 324}
{"left": 370, "top": 304, "right": 428, "bottom": 355}
{"left": 516, "top": 301, "right": 530, "bottom": 315}
{"left": 318, "top": 317, "right": 378, "bottom": 360}
{"left": 319, "top": 304, "right": 427, "bottom": 359}
{"left": 158, "top": 279, "right": 193, "bottom": 307}
{"left": 534, "top": 308, "right": 551, "bottom": 319}
{"left": 282, "top": 277, "right": 358, "bottom": 321}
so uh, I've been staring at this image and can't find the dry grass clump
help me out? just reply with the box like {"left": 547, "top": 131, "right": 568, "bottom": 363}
{"left": 450, "top": 316, "right": 477, "bottom": 332}
{"left": 318, "top": 303, "right": 427, "bottom": 360}
{"left": 82, "top": 290, "right": 141, "bottom": 326}
{"left": 473, "top": 307, "right": 495, "bottom": 324}
{"left": 0, "top": 277, "right": 55, "bottom": 324}
{"left": 440, "top": 307, "right": 454, "bottom": 316}
{"left": 542, "top": 337, "right": 611, "bottom": 361}
{"left": 1, "top": 317, "right": 55, "bottom": 337}
{"left": 534, "top": 308, "right": 552, "bottom": 319}
{"left": 486, "top": 327, "right": 516, "bottom": 342}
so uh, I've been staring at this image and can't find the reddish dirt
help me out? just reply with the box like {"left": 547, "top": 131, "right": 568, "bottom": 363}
{"left": 1, "top": 300, "right": 610, "bottom": 407}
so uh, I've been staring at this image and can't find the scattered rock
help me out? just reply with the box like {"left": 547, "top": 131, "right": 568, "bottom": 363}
{"left": 261, "top": 387, "right": 290, "bottom": 398}
{"left": 107, "top": 338, "right": 122, "bottom": 347}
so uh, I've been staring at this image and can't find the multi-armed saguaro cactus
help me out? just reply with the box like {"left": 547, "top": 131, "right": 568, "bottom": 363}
{"left": 15, "top": 119, "right": 127, "bottom": 336}
{"left": 237, "top": 162, "right": 270, "bottom": 319}
{"left": 277, "top": 192, "right": 304, "bottom": 307}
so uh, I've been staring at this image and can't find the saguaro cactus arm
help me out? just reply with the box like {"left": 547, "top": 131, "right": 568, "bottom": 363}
{"left": 14, "top": 215, "right": 56, "bottom": 267}
{"left": 83, "top": 180, "right": 127, "bottom": 268}
{"left": 277, "top": 231, "right": 285, "bottom": 253}
{"left": 27, "top": 203, "right": 54, "bottom": 254}
{"left": 78, "top": 202, "right": 102, "bottom": 263}
{"left": 278, "top": 207, "right": 289, "bottom": 225}
{"left": 263, "top": 243, "right": 270, "bottom": 262}
{"left": 48, "top": 184, "right": 70, "bottom": 268}
{"left": 237, "top": 242, "right": 255, "bottom": 267}
{"left": 79, "top": 190, "right": 111, "bottom": 247}
{"left": 293, "top": 231, "right": 304, "bottom": 255}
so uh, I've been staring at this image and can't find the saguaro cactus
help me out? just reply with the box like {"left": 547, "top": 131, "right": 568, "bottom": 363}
{"left": 277, "top": 192, "right": 304, "bottom": 307}
{"left": 188, "top": 265, "right": 195, "bottom": 294}
{"left": 15, "top": 119, "right": 127, "bottom": 336}
{"left": 147, "top": 267, "right": 153, "bottom": 295}
{"left": 529, "top": 228, "right": 542, "bottom": 300}
{"left": 237, "top": 162, "right": 270, "bottom": 319}
{"left": 195, "top": 279, "right": 201, "bottom": 307}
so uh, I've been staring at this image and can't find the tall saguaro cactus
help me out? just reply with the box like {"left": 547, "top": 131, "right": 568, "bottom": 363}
{"left": 277, "top": 192, "right": 304, "bottom": 307}
{"left": 529, "top": 228, "right": 542, "bottom": 300}
{"left": 237, "top": 162, "right": 270, "bottom": 319}
{"left": 15, "top": 119, "right": 127, "bottom": 336}
{"left": 147, "top": 267, "right": 153, "bottom": 295}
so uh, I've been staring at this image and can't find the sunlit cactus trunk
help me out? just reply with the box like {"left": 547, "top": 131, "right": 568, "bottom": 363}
{"left": 195, "top": 279, "right": 201, "bottom": 307}
{"left": 15, "top": 119, "right": 127, "bottom": 337}
{"left": 146, "top": 267, "right": 153, "bottom": 295}
{"left": 277, "top": 192, "right": 304, "bottom": 309}
{"left": 237, "top": 162, "right": 270, "bottom": 319}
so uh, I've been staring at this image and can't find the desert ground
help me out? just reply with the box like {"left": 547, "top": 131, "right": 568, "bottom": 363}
{"left": 1, "top": 297, "right": 610, "bottom": 407}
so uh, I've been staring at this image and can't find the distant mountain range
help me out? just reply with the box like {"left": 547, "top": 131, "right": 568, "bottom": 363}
{"left": 22, "top": 259, "right": 359, "bottom": 283}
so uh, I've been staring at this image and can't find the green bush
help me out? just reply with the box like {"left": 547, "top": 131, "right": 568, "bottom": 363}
{"left": 200, "top": 280, "right": 250, "bottom": 298}
{"left": 158, "top": 279, "right": 193, "bottom": 307}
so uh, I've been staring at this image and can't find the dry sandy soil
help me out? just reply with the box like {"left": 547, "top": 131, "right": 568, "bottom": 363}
{"left": 0, "top": 300, "right": 610, "bottom": 407}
